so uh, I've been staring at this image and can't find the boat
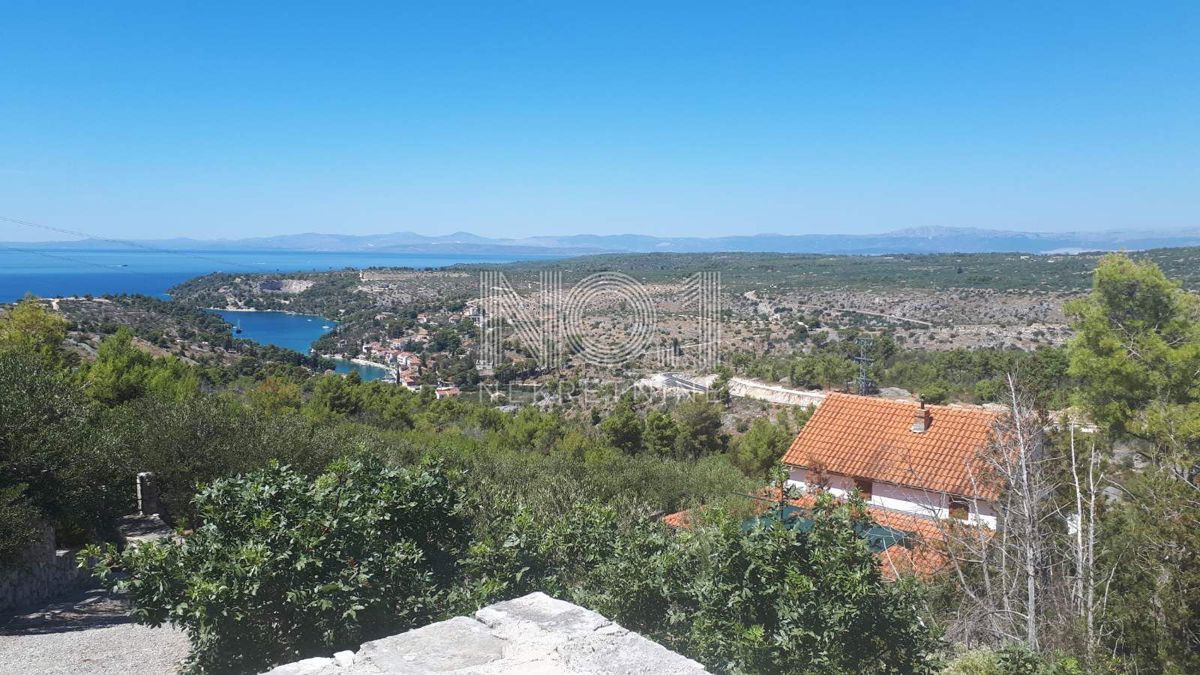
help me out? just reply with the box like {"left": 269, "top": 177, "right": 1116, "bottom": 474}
{"left": 234, "top": 319, "right": 243, "bottom": 335}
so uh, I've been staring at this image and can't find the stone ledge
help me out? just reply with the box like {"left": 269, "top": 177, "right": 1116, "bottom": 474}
{"left": 262, "top": 592, "right": 708, "bottom": 674}
{"left": 117, "top": 513, "right": 174, "bottom": 548}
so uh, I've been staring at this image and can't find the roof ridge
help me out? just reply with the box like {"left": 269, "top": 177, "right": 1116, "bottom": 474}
{"left": 824, "top": 391, "right": 1000, "bottom": 416}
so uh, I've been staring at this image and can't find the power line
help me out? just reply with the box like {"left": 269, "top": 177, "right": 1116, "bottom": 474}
{"left": 0, "top": 215, "right": 258, "bottom": 271}
{"left": 0, "top": 241, "right": 125, "bottom": 272}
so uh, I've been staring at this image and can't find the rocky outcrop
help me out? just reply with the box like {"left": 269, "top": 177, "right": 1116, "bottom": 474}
{"left": 259, "top": 279, "right": 315, "bottom": 294}
{"left": 263, "top": 592, "right": 708, "bottom": 674}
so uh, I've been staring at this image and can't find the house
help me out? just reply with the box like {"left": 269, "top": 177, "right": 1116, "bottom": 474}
{"left": 782, "top": 393, "right": 1001, "bottom": 529}
{"left": 662, "top": 393, "right": 1003, "bottom": 579}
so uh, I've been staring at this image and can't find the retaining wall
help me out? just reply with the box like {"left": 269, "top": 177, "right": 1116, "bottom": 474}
{"left": 0, "top": 522, "right": 93, "bottom": 613}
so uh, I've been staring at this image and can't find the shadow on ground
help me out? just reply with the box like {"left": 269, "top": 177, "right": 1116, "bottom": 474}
{"left": 0, "top": 585, "right": 133, "bottom": 636}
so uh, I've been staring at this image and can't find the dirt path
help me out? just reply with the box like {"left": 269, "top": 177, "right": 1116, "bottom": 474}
{"left": 0, "top": 584, "right": 189, "bottom": 675}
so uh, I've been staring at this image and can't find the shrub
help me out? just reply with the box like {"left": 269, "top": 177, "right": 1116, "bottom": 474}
{"left": 84, "top": 458, "right": 469, "bottom": 674}
{"left": 0, "top": 485, "right": 42, "bottom": 564}
{"left": 941, "top": 648, "right": 1000, "bottom": 675}
{"left": 469, "top": 493, "right": 941, "bottom": 674}
{"left": 84, "top": 450, "right": 938, "bottom": 675}
{"left": 919, "top": 382, "right": 951, "bottom": 405}
{"left": 939, "top": 646, "right": 1083, "bottom": 675}
{"left": 94, "top": 394, "right": 351, "bottom": 524}
{"left": 995, "top": 645, "right": 1081, "bottom": 675}
{"left": 0, "top": 350, "right": 130, "bottom": 544}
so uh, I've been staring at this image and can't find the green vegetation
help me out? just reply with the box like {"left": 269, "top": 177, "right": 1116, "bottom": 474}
{"left": 169, "top": 271, "right": 378, "bottom": 319}
{"left": 729, "top": 334, "right": 1071, "bottom": 408}
{"left": 732, "top": 410, "right": 809, "bottom": 477}
{"left": 56, "top": 293, "right": 338, "bottom": 377}
{"left": 0, "top": 485, "right": 42, "bottom": 563}
{"left": 6, "top": 251, "right": 1200, "bottom": 673}
{"left": 485, "top": 248, "right": 1200, "bottom": 292}
{"left": 88, "top": 460, "right": 935, "bottom": 674}
{"left": 909, "top": 253, "right": 1200, "bottom": 674}
{"left": 88, "top": 459, "right": 468, "bottom": 674}
{"left": 0, "top": 296, "right": 69, "bottom": 365}
{"left": 72, "top": 293, "right": 233, "bottom": 343}
{"left": 0, "top": 349, "right": 128, "bottom": 551}
{"left": 169, "top": 249, "right": 1200, "bottom": 306}
{"left": 80, "top": 328, "right": 201, "bottom": 405}
{"left": 1062, "top": 254, "right": 1200, "bottom": 672}
{"left": 940, "top": 646, "right": 1080, "bottom": 675}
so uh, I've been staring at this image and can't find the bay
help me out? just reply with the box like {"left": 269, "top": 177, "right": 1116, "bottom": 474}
{"left": 213, "top": 309, "right": 391, "bottom": 381}
{"left": 2, "top": 247, "right": 549, "bottom": 381}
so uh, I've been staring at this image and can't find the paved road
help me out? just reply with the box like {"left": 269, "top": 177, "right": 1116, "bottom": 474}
{"left": 0, "top": 584, "right": 189, "bottom": 675}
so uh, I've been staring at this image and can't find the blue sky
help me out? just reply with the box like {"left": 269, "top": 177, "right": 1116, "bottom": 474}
{"left": 1, "top": 1, "right": 1197, "bottom": 242}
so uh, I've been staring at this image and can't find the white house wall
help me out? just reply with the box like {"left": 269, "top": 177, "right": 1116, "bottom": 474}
{"left": 786, "top": 467, "right": 998, "bottom": 529}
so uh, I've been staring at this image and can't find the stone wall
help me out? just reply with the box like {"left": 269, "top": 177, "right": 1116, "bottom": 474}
{"left": 264, "top": 592, "right": 709, "bottom": 674}
{"left": 728, "top": 377, "right": 827, "bottom": 407}
{"left": 0, "top": 521, "right": 93, "bottom": 614}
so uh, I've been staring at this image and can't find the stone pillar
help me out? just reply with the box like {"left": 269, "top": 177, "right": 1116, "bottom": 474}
{"left": 137, "top": 472, "right": 160, "bottom": 516}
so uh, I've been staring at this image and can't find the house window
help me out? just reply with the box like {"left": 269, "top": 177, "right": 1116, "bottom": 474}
{"left": 948, "top": 497, "right": 970, "bottom": 520}
{"left": 853, "top": 478, "right": 873, "bottom": 500}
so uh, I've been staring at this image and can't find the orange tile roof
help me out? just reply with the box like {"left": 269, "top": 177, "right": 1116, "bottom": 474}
{"left": 661, "top": 510, "right": 692, "bottom": 529}
{"left": 782, "top": 393, "right": 1002, "bottom": 500}
{"left": 660, "top": 489, "right": 971, "bottom": 580}
{"left": 770, "top": 491, "right": 952, "bottom": 578}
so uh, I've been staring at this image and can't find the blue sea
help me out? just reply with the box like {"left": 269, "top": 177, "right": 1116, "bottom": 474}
{"left": 2, "top": 247, "right": 555, "bottom": 377}
{"left": 0, "top": 247, "right": 552, "bottom": 303}
{"left": 213, "top": 309, "right": 391, "bottom": 381}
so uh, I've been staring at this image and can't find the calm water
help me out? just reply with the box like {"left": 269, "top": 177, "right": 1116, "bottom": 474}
{"left": 0, "top": 247, "right": 555, "bottom": 303}
{"left": 0, "top": 247, "right": 543, "bottom": 380}
{"left": 214, "top": 310, "right": 391, "bottom": 381}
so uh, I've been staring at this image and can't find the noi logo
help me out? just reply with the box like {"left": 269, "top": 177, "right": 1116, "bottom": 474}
{"left": 476, "top": 270, "right": 720, "bottom": 371}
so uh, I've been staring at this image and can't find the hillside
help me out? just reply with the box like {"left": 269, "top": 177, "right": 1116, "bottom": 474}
{"left": 484, "top": 247, "right": 1200, "bottom": 292}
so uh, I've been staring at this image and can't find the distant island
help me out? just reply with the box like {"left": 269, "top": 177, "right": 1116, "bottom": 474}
{"left": 10, "top": 224, "right": 1200, "bottom": 256}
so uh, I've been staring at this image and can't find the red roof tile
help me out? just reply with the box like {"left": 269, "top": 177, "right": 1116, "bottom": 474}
{"left": 782, "top": 393, "right": 1001, "bottom": 499}
{"left": 660, "top": 489, "right": 975, "bottom": 580}
{"left": 661, "top": 510, "right": 692, "bottom": 529}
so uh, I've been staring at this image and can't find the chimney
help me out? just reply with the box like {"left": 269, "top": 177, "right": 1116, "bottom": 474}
{"left": 911, "top": 401, "right": 931, "bottom": 433}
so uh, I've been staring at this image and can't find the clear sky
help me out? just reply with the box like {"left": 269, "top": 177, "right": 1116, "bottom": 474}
{"left": 1, "top": 1, "right": 1198, "bottom": 242}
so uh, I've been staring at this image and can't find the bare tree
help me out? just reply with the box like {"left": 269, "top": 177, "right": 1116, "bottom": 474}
{"left": 937, "top": 374, "right": 1061, "bottom": 650}
{"left": 931, "top": 373, "right": 1126, "bottom": 665}
{"left": 1066, "top": 422, "right": 1114, "bottom": 664}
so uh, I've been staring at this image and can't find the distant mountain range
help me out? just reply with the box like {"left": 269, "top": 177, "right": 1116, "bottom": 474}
{"left": 12, "top": 226, "right": 1200, "bottom": 256}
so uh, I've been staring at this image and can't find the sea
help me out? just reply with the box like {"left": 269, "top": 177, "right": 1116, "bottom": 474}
{"left": 1, "top": 247, "right": 556, "bottom": 371}
{"left": 213, "top": 309, "right": 391, "bottom": 381}
{"left": 0, "top": 248, "right": 551, "bottom": 302}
